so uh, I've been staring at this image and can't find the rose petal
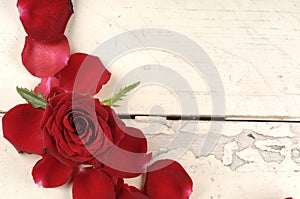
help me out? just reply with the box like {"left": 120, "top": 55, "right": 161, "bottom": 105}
{"left": 117, "top": 127, "right": 148, "bottom": 154}
{"left": 22, "top": 35, "right": 70, "bottom": 77}
{"left": 118, "top": 184, "right": 149, "bottom": 199}
{"left": 104, "top": 105, "right": 125, "bottom": 145}
{"left": 103, "top": 127, "right": 151, "bottom": 178}
{"left": 143, "top": 159, "right": 193, "bottom": 199}
{"left": 32, "top": 154, "right": 74, "bottom": 188}
{"left": 17, "top": 0, "right": 73, "bottom": 41}
{"left": 34, "top": 77, "right": 60, "bottom": 99}
{"left": 43, "top": 129, "right": 80, "bottom": 167}
{"left": 72, "top": 167, "right": 116, "bottom": 199}
{"left": 2, "top": 104, "right": 44, "bottom": 154}
{"left": 58, "top": 53, "right": 111, "bottom": 95}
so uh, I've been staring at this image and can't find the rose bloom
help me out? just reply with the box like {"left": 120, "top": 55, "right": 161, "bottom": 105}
{"left": 3, "top": 0, "right": 193, "bottom": 196}
{"left": 42, "top": 93, "right": 114, "bottom": 166}
{"left": 41, "top": 92, "right": 150, "bottom": 177}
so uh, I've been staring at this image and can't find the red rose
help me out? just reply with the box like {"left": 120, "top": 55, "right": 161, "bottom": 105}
{"left": 41, "top": 92, "right": 150, "bottom": 177}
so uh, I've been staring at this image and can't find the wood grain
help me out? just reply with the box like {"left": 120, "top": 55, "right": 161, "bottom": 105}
{"left": 1, "top": 0, "right": 300, "bottom": 120}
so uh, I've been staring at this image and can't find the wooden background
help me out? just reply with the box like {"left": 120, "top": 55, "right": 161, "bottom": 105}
{"left": 0, "top": 0, "right": 300, "bottom": 198}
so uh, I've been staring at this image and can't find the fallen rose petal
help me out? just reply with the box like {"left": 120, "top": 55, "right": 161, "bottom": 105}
{"left": 34, "top": 77, "right": 60, "bottom": 99}
{"left": 22, "top": 35, "right": 70, "bottom": 77}
{"left": 58, "top": 53, "right": 111, "bottom": 95}
{"left": 2, "top": 104, "right": 44, "bottom": 154}
{"left": 143, "top": 159, "right": 193, "bottom": 199}
{"left": 72, "top": 167, "right": 115, "bottom": 199}
{"left": 118, "top": 184, "right": 149, "bottom": 199}
{"left": 103, "top": 127, "right": 151, "bottom": 178}
{"left": 32, "top": 154, "right": 74, "bottom": 188}
{"left": 17, "top": 0, "right": 73, "bottom": 41}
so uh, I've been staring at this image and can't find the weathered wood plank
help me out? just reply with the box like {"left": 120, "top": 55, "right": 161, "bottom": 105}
{"left": 1, "top": 0, "right": 300, "bottom": 120}
{"left": 1, "top": 114, "right": 300, "bottom": 198}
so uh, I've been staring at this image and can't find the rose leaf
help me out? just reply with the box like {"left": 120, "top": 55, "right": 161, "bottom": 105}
{"left": 102, "top": 81, "right": 140, "bottom": 107}
{"left": 16, "top": 87, "right": 47, "bottom": 109}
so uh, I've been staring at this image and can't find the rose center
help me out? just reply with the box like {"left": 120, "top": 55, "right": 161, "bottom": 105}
{"left": 73, "top": 117, "right": 86, "bottom": 135}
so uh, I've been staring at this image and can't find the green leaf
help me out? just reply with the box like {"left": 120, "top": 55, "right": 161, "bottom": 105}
{"left": 102, "top": 81, "right": 140, "bottom": 107}
{"left": 16, "top": 87, "right": 47, "bottom": 109}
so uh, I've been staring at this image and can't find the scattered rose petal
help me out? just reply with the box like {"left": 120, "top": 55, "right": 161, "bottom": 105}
{"left": 32, "top": 154, "right": 74, "bottom": 188}
{"left": 17, "top": 0, "right": 73, "bottom": 41}
{"left": 103, "top": 127, "right": 151, "bottom": 178}
{"left": 118, "top": 184, "right": 149, "bottom": 199}
{"left": 22, "top": 35, "right": 70, "bottom": 77}
{"left": 58, "top": 53, "right": 111, "bottom": 95}
{"left": 34, "top": 77, "right": 60, "bottom": 99}
{"left": 2, "top": 104, "right": 44, "bottom": 154}
{"left": 72, "top": 167, "right": 116, "bottom": 199}
{"left": 143, "top": 159, "right": 193, "bottom": 199}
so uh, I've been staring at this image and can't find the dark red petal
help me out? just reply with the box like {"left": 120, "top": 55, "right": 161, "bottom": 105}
{"left": 72, "top": 167, "right": 116, "bottom": 199}
{"left": 103, "top": 127, "right": 151, "bottom": 178}
{"left": 104, "top": 105, "right": 125, "bottom": 145}
{"left": 59, "top": 53, "right": 111, "bottom": 95}
{"left": 118, "top": 184, "right": 149, "bottom": 199}
{"left": 118, "top": 127, "right": 148, "bottom": 152}
{"left": 34, "top": 77, "right": 60, "bottom": 99}
{"left": 143, "top": 160, "right": 193, "bottom": 199}
{"left": 32, "top": 154, "right": 74, "bottom": 188}
{"left": 43, "top": 130, "right": 79, "bottom": 167}
{"left": 2, "top": 104, "right": 44, "bottom": 154}
{"left": 17, "top": 0, "right": 73, "bottom": 41}
{"left": 22, "top": 35, "right": 70, "bottom": 78}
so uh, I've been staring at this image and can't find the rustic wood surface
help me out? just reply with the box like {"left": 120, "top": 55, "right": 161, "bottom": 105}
{"left": 0, "top": 0, "right": 300, "bottom": 198}
{"left": 1, "top": 115, "right": 300, "bottom": 198}
{"left": 1, "top": 0, "right": 300, "bottom": 119}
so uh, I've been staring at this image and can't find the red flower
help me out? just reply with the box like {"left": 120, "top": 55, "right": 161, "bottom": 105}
{"left": 41, "top": 92, "right": 150, "bottom": 176}
{"left": 143, "top": 159, "right": 193, "bottom": 199}
{"left": 17, "top": 0, "right": 73, "bottom": 41}
{"left": 6, "top": 0, "right": 195, "bottom": 197}
{"left": 21, "top": 35, "right": 70, "bottom": 77}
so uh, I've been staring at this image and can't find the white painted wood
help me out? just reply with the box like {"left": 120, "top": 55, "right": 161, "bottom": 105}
{"left": 1, "top": 114, "right": 300, "bottom": 198}
{"left": 1, "top": 0, "right": 300, "bottom": 119}
{"left": 1, "top": 0, "right": 300, "bottom": 198}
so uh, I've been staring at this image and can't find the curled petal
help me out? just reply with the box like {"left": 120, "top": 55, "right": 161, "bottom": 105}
{"left": 17, "top": 0, "right": 73, "bottom": 41}
{"left": 2, "top": 104, "right": 44, "bottom": 154}
{"left": 58, "top": 53, "right": 111, "bottom": 95}
{"left": 32, "top": 154, "right": 74, "bottom": 188}
{"left": 103, "top": 127, "right": 151, "bottom": 178}
{"left": 72, "top": 167, "right": 115, "bottom": 199}
{"left": 22, "top": 35, "right": 70, "bottom": 77}
{"left": 118, "top": 184, "right": 149, "bottom": 199}
{"left": 34, "top": 77, "right": 60, "bottom": 99}
{"left": 143, "top": 160, "right": 193, "bottom": 199}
